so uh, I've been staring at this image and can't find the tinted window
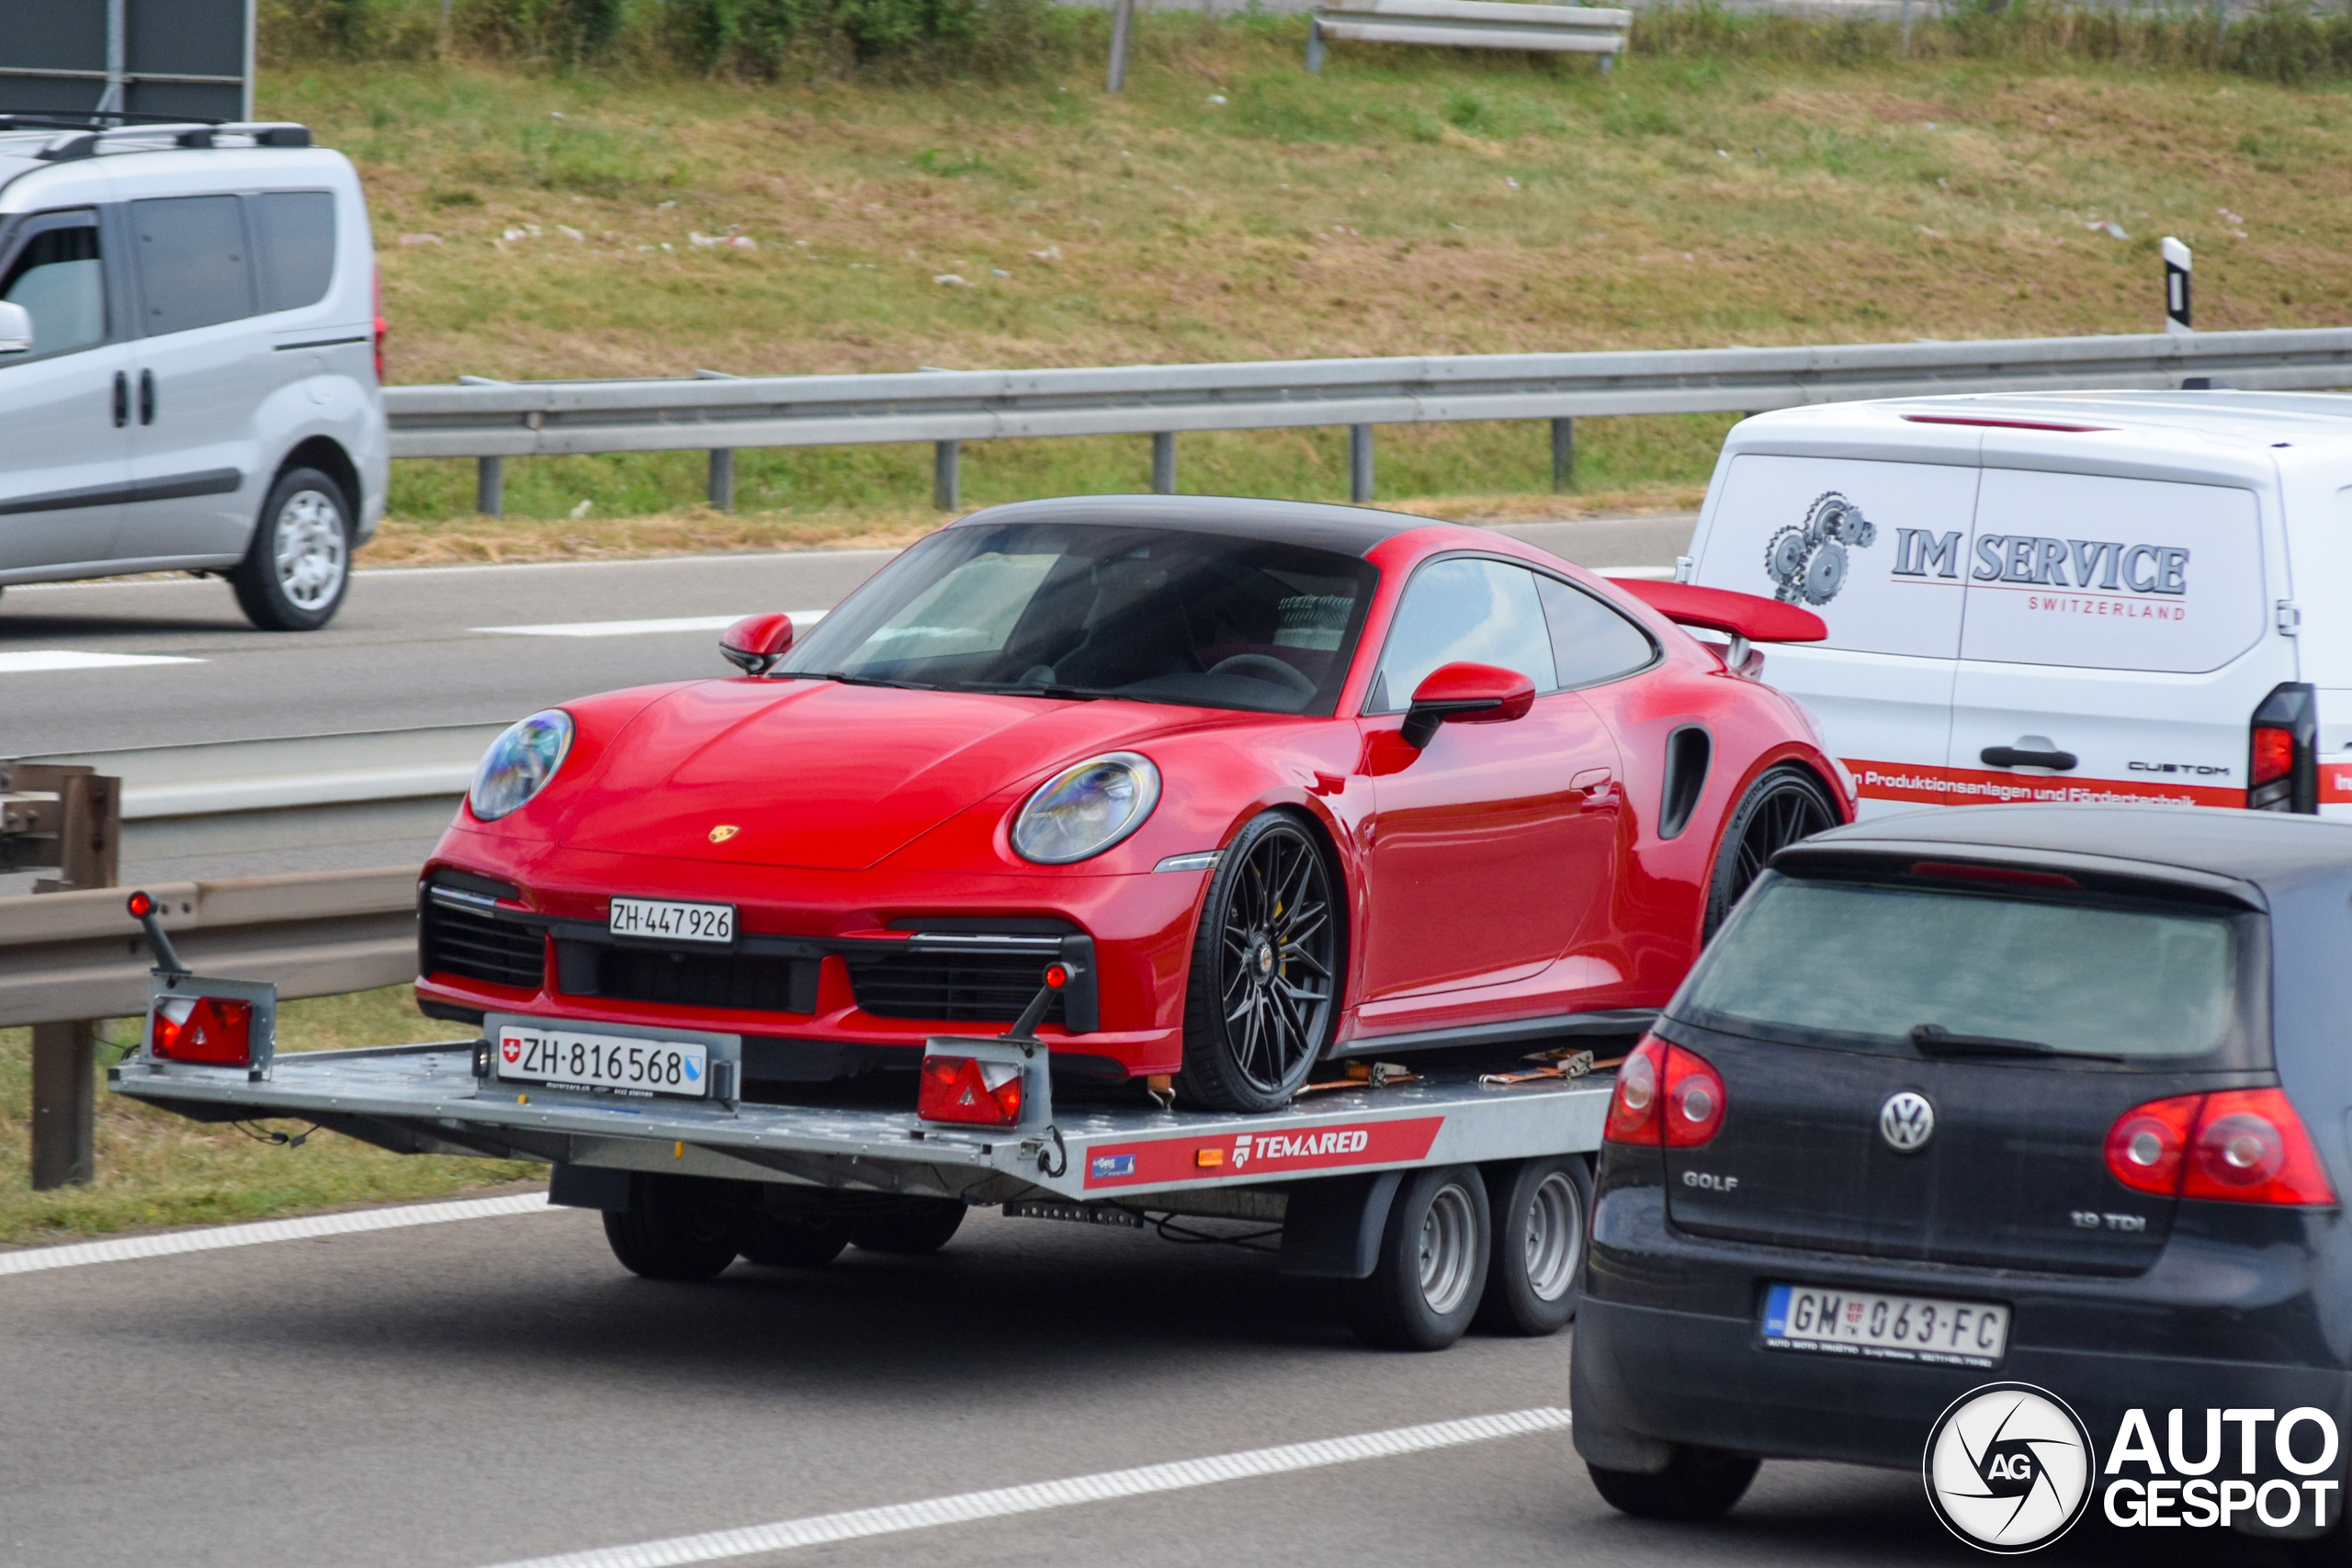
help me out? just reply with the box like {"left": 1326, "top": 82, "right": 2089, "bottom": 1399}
{"left": 1679, "top": 877, "right": 2244, "bottom": 1060}
{"left": 1538, "top": 575, "right": 1654, "bottom": 687}
{"left": 253, "top": 191, "right": 336, "bottom": 311}
{"left": 132, "top": 196, "right": 254, "bottom": 334}
{"left": 1371, "top": 558, "right": 1555, "bottom": 711}
{"left": 0, "top": 217, "right": 105, "bottom": 357}
{"left": 779, "top": 523, "right": 1379, "bottom": 716}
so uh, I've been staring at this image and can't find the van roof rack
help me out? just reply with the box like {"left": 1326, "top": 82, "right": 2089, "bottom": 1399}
{"left": 0, "top": 109, "right": 223, "bottom": 130}
{"left": 6, "top": 120, "right": 311, "bottom": 164}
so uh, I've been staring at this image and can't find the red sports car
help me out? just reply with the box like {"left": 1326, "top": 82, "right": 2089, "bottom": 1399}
{"left": 419, "top": 496, "right": 1851, "bottom": 1112}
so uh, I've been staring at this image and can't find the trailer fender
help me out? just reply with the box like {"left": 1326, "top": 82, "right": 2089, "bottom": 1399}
{"left": 1276, "top": 1169, "right": 1405, "bottom": 1280}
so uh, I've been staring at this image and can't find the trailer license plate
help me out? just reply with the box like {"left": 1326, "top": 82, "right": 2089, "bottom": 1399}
{"left": 609, "top": 897, "right": 734, "bottom": 944}
{"left": 1761, "top": 1283, "right": 2008, "bottom": 1368}
{"left": 496, "top": 1025, "right": 710, "bottom": 1099}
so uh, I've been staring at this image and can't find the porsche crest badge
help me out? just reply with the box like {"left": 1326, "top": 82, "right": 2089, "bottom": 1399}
{"left": 708, "top": 824, "right": 741, "bottom": 843}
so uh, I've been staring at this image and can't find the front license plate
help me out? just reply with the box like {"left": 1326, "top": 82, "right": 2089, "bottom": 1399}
{"left": 495, "top": 1024, "right": 710, "bottom": 1099}
{"left": 1761, "top": 1282, "right": 2009, "bottom": 1368}
{"left": 609, "top": 897, "right": 734, "bottom": 945}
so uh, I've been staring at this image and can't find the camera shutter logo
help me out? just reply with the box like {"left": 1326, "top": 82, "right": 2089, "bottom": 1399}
{"left": 1880, "top": 1090, "right": 1935, "bottom": 1153}
{"left": 1924, "top": 1383, "right": 2096, "bottom": 1553}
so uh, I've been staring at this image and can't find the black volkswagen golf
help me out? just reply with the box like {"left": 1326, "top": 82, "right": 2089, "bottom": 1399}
{"left": 1574, "top": 806, "right": 2350, "bottom": 1552}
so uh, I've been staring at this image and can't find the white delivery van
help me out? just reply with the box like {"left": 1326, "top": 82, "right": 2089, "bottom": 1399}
{"left": 0, "top": 115, "right": 386, "bottom": 630}
{"left": 1680, "top": 390, "right": 2352, "bottom": 820}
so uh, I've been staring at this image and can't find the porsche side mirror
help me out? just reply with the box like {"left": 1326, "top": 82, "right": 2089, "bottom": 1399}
{"left": 0, "top": 300, "right": 30, "bottom": 355}
{"left": 1400, "top": 661, "right": 1536, "bottom": 749}
{"left": 720, "top": 613, "right": 794, "bottom": 676}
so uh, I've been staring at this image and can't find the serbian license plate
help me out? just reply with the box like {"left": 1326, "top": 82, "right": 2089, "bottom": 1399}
{"left": 609, "top": 897, "right": 734, "bottom": 945}
{"left": 495, "top": 1024, "right": 710, "bottom": 1099}
{"left": 1761, "top": 1282, "right": 2010, "bottom": 1368}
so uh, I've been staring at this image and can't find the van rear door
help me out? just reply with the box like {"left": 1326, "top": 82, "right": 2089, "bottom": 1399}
{"left": 1947, "top": 457, "right": 2293, "bottom": 812}
{"left": 1688, "top": 426, "right": 1981, "bottom": 820}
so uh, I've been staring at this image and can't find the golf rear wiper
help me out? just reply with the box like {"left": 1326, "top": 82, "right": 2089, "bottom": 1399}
{"left": 1907, "top": 1023, "right": 2122, "bottom": 1064}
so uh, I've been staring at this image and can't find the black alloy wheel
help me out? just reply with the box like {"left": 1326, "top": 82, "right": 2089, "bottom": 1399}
{"left": 1179, "top": 812, "right": 1340, "bottom": 1112}
{"left": 1702, "top": 765, "right": 1838, "bottom": 939}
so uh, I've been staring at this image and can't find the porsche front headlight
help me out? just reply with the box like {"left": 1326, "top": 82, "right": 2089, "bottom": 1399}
{"left": 469, "top": 710, "right": 574, "bottom": 822}
{"left": 1012, "top": 751, "right": 1161, "bottom": 864}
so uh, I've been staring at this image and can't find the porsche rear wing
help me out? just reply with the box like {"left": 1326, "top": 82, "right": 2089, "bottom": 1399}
{"left": 1607, "top": 578, "right": 1826, "bottom": 673}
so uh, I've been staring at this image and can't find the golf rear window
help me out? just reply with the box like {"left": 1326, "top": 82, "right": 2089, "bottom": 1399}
{"left": 1677, "top": 877, "right": 2250, "bottom": 1061}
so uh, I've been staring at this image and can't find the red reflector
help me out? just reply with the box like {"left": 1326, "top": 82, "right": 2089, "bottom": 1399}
{"left": 2251, "top": 726, "right": 2296, "bottom": 787}
{"left": 918, "top": 1054, "right": 1023, "bottom": 1126}
{"left": 1908, "top": 861, "right": 2082, "bottom": 889}
{"left": 1901, "top": 415, "right": 2111, "bottom": 433}
{"left": 2105, "top": 1089, "right": 2336, "bottom": 1207}
{"left": 151, "top": 994, "right": 254, "bottom": 1066}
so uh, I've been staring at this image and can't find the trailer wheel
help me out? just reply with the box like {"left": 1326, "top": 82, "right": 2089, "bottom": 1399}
{"left": 1473, "top": 1156, "right": 1589, "bottom": 1337}
{"left": 737, "top": 1213, "right": 849, "bottom": 1269}
{"left": 601, "top": 1174, "right": 748, "bottom": 1281}
{"left": 848, "top": 1199, "right": 967, "bottom": 1255}
{"left": 1587, "top": 1446, "right": 1760, "bottom": 1521}
{"left": 1347, "top": 1165, "right": 1490, "bottom": 1350}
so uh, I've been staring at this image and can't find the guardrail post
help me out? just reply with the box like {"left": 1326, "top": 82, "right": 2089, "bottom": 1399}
{"left": 1106, "top": 0, "right": 1136, "bottom": 92}
{"left": 707, "top": 449, "right": 736, "bottom": 511}
{"left": 476, "top": 457, "right": 504, "bottom": 518}
{"left": 29, "top": 1021, "right": 96, "bottom": 1190}
{"left": 933, "top": 440, "right": 961, "bottom": 511}
{"left": 1349, "top": 425, "right": 1374, "bottom": 504}
{"left": 1306, "top": 18, "right": 1325, "bottom": 73}
{"left": 1550, "top": 417, "right": 1574, "bottom": 492}
{"left": 1151, "top": 433, "right": 1177, "bottom": 494}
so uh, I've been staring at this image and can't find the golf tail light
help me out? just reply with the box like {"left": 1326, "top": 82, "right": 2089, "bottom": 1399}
{"left": 1604, "top": 1036, "right": 1665, "bottom": 1145}
{"left": 2105, "top": 1089, "right": 2336, "bottom": 1207}
{"left": 1663, "top": 1044, "right": 1726, "bottom": 1147}
{"left": 919, "top": 1054, "right": 1023, "bottom": 1126}
{"left": 150, "top": 994, "right": 254, "bottom": 1066}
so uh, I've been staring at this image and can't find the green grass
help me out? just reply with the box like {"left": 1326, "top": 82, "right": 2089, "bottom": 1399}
{"left": 269, "top": 21, "right": 2352, "bottom": 537}
{"left": 0, "top": 989, "right": 537, "bottom": 1248}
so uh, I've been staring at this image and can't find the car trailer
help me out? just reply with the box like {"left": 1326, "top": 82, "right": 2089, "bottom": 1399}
{"left": 107, "top": 894, "right": 1617, "bottom": 1349}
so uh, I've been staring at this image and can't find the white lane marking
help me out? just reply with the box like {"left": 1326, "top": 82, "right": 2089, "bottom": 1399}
{"left": 471, "top": 1407, "right": 1573, "bottom": 1568}
{"left": 0, "top": 1191, "right": 555, "bottom": 1277}
{"left": 475, "top": 610, "right": 830, "bottom": 638}
{"left": 0, "top": 650, "right": 205, "bottom": 673}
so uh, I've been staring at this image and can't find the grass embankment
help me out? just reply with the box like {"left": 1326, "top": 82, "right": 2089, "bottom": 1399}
{"left": 274, "top": 22, "right": 2352, "bottom": 563}
{"left": 0, "top": 991, "right": 537, "bottom": 1248}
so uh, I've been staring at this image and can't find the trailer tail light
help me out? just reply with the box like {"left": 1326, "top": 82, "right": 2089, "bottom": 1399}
{"left": 2105, "top": 1089, "right": 2336, "bottom": 1207}
{"left": 2248, "top": 682, "right": 2317, "bottom": 812}
{"left": 150, "top": 994, "right": 255, "bottom": 1066}
{"left": 371, "top": 268, "right": 386, "bottom": 384}
{"left": 1663, "top": 1046, "right": 1726, "bottom": 1147}
{"left": 1605, "top": 1036, "right": 1725, "bottom": 1147}
{"left": 919, "top": 1053, "right": 1023, "bottom": 1126}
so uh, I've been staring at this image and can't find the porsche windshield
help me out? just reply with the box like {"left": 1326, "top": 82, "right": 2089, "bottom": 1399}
{"left": 777, "top": 523, "right": 1380, "bottom": 715}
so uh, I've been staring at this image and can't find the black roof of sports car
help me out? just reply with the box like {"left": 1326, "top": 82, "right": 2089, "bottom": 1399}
{"left": 946, "top": 494, "right": 1442, "bottom": 558}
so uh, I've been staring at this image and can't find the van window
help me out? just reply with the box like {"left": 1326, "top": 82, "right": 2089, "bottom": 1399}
{"left": 132, "top": 196, "right": 255, "bottom": 335}
{"left": 1960, "top": 470, "right": 2265, "bottom": 674}
{"left": 1696, "top": 454, "right": 1978, "bottom": 660}
{"left": 1370, "top": 558, "right": 1555, "bottom": 711}
{"left": 0, "top": 214, "right": 105, "bottom": 357}
{"left": 253, "top": 191, "right": 336, "bottom": 312}
{"left": 1536, "top": 575, "right": 1654, "bottom": 687}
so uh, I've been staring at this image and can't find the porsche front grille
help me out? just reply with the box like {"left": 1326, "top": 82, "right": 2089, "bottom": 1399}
{"left": 420, "top": 902, "right": 546, "bottom": 991}
{"left": 845, "top": 949, "right": 1066, "bottom": 1024}
{"left": 592, "top": 946, "right": 819, "bottom": 1016}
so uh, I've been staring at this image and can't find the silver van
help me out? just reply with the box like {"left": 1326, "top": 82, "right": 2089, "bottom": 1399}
{"left": 0, "top": 116, "right": 385, "bottom": 630}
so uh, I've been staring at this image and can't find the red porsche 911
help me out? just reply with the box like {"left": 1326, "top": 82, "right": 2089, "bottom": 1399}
{"left": 418, "top": 496, "right": 1850, "bottom": 1112}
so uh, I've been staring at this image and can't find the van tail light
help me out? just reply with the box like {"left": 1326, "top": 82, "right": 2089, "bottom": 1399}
{"left": 919, "top": 1053, "right": 1023, "bottom": 1126}
{"left": 2105, "top": 1089, "right": 2336, "bottom": 1207}
{"left": 2248, "top": 682, "right": 2317, "bottom": 812}
{"left": 149, "top": 994, "right": 255, "bottom": 1066}
{"left": 371, "top": 268, "right": 387, "bottom": 384}
{"left": 1605, "top": 1035, "right": 1725, "bottom": 1147}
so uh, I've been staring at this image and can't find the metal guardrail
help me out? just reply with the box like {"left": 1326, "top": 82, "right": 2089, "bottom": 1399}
{"left": 383, "top": 326, "right": 2352, "bottom": 512}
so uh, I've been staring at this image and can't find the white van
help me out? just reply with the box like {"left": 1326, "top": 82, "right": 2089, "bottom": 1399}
{"left": 0, "top": 117, "right": 385, "bottom": 629}
{"left": 1681, "top": 391, "right": 2351, "bottom": 820}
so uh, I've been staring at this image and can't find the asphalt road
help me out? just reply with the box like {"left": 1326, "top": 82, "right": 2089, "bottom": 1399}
{"left": 0, "top": 515, "right": 1697, "bottom": 760}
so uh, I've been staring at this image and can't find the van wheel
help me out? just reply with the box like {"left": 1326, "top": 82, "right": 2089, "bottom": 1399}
{"left": 1587, "top": 1446, "right": 1761, "bottom": 1520}
{"left": 231, "top": 467, "right": 352, "bottom": 631}
{"left": 1348, "top": 1166, "right": 1490, "bottom": 1350}
{"left": 1703, "top": 765, "right": 1837, "bottom": 938}
{"left": 1178, "top": 812, "right": 1340, "bottom": 1112}
{"left": 847, "top": 1199, "right": 966, "bottom": 1255}
{"left": 600, "top": 1174, "right": 748, "bottom": 1280}
{"left": 1472, "top": 1156, "right": 1589, "bottom": 1337}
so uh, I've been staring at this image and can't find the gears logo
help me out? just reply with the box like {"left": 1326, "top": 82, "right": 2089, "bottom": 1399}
{"left": 1765, "top": 491, "right": 1878, "bottom": 606}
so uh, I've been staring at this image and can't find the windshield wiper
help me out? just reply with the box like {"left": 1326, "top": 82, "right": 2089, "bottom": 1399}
{"left": 1907, "top": 1023, "right": 2121, "bottom": 1063}
{"left": 784, "top": 671, "right": 936, "bottom": 691}
{"left": 968, "top": 681, "right": 1125, "bottom": 702}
